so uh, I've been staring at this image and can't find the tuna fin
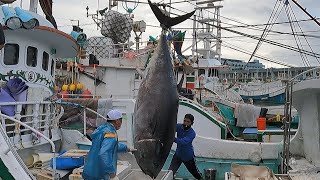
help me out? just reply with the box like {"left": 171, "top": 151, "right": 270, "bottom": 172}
{"left": 148, "top": 0, "right": 195, "bottom": 29}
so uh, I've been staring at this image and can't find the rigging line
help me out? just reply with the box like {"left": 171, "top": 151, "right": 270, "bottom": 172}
{"left": 225, "top": 18, "right": 320, "bottom": 29}
{"left": 120, "top": 0, "right": 315, "bottom": 38}
{"left": 291, "top": 0, "right": 320, "bottom": 27}
{"left": 255, "top": 1, "right": 286, "bottom": 52}
{"left": 218, "top": 24, "right": 320, "bottom": 58}
{"left": 288, "top": 3, "right": 320, "bottom": 65}
{"left": 286, "top": 4, "right": 310, "bottom": 66}
{"left": 218, "top": 35, "right": 318, "bottom": 39}
{"left": 289, "top": 4, "right": 312, "bottom": 66}
{"left": 285, "top": 5, "right": 309, "bottom": 67}
{"left": 221, "top": 21, "right": 320, "bottom": 39}
{"left": 146, "top": 24, "right": 162, "bottom": 28}
{"left": 222, "top": 40, "right": 293, "bottom": 67}
{"left": 223, "top": 44, "right": 293, "bottom": 67}
{"left": 119, "top": 0, "right": 309, "bottom": 38}
{"left": 167, "top": 9, "right": 320, "bottom": 58}
{"left": 221, "top": 42, "right": 294, "bottom": 67}
{"left": 260, "top": 2, "right": 286, "bottom": 41}
{"left": 166, "top": 1, "right": 318, "bottom": 40}
{"left": 183, "top": 0, "right": 291, "bottom": 34}
{"left": 245, "top": 0, "right": 283, "bottom": 68}
{"left": 172, "top": 27, "right": 320, "bottom": 38}
{"left": 169, "top": 0, "right": 197, "bottom": 5}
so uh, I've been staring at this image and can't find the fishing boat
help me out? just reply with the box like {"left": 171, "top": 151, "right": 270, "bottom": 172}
{"left": 52, "top": 0, "right": 320, "bottom": 179}
{"left": 0, "top": 1, "right": 95, "bottom": 179}
{"left": 51, "top": 4, "right": 279, "bottom": 180}
{"left": 236, "top": 79, "right": 286, "bottom": 105}
{"left": 225, "top": 67, "right": 320, "bottom": 179}
{"left": 0, "top": 0, "right": 315, "bottom": 180}
{"left": 0, "top": 1, "right": 174, "bottom": 179}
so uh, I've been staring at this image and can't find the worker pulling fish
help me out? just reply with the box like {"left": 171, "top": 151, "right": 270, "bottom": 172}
{"left": 133, "top": 1, "right": 195, "bottom": 178}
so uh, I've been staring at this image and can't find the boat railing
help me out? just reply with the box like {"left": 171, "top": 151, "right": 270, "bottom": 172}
{"left": 0, "top": 112, "right": 58, "bottom": 179}
{"left": 179, "top": 95, "right": 224, "bottom": 121}
{"left": 85, "top": 39, "right": 155, "bottom": 60}
{"left": 0, "top": 101, "right": 59, "bottom": 138}
{"left": 56, "top": 98, "right": 136, "bottom": 147}
{"left": 238, "top": 81, "right": 285, "bottom": 95}
{"left": 204, "top": 86, "right": 244, "bottom": 103}
{"left": 58, "top": 93, "right": 102, "bottom": 99}
{"left": 290, "top": 66, "right": 320, "bottom": 83}
{"left": 238, "top": 84, "right": 285, "bottom": 96}
{"left": 55, "top": 101, "right": 108, "bottom": 136}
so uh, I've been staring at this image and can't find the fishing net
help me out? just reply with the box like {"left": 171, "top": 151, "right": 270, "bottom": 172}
{"left": 86, "top": 37, "right": 116, "bottom": 59}
{"left": 101, "top": 10, "right": 133, "bottom": 43}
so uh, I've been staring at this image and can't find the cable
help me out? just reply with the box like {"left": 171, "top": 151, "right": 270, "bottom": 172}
{"left": 245, "top": 0, "right": 284, "bottom": 68}
{"left": 164, "top": 5, "right": 320, "bottom": 65}
{"left": 225, "top": 17, "right": 320, "bottom": 29}
{"left": 221, "top": 41, "right": 294, "bottom": 67}
{"left": 285, "top": 3, "right": 310, "bottom": 67}
{"left": 288, "top": 3, "right": 320, "bottom": 65}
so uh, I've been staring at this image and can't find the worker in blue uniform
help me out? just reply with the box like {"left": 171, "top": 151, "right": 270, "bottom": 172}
{"left": 169, "top": 114, "right": 202, "bottom": 179}
{"left": 83, "top": 109, "right": 136, "bottom": 180}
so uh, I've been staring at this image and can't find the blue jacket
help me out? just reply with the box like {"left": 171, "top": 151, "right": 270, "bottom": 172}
{"left": 82, "top": 122, "right": 128, "bottom": 180}
{"left": 174, "top": 123, "right": 196, "bottom": 161}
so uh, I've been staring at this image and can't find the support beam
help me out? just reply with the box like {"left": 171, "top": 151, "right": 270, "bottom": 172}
{"left": 196, "top": 0, "right": 223, "bottom": 5}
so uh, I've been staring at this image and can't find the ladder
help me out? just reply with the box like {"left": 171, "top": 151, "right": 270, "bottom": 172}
{"left": 281, "top": 79, "right": 293, "bottom": 174}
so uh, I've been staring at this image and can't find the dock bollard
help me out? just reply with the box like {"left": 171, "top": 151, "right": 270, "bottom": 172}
{"left": 204, "top": 168, "right": 216, "bottom": 180}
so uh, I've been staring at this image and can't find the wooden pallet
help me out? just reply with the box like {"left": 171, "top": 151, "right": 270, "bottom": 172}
{"left": 69, "top": 167, "right": 84, "bottom": 180}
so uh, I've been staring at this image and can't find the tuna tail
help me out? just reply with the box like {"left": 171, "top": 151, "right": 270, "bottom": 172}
{"left": 148, "top": 0, "right": 195, "bottom": 29}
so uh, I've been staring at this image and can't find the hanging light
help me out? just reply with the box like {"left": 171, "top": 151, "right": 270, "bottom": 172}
{"left": 14, "top": 7, "right": 38, "bottom": 29}
{"left": 2, "top": 6, "right": 21, "bottom": 30}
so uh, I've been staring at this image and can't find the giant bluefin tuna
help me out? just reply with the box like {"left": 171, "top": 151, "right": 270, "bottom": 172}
{"left": 133, "top": 1, "right": 195, "bottom": 178}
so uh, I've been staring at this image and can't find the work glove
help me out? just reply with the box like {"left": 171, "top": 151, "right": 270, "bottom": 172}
{"left": 127, "top": 146, "right": 137, "bottom": 152}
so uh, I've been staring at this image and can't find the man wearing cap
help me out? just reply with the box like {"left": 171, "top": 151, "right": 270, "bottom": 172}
{"left": 83, "top": 109, "right": 136, "bottom": 180}
{"left": 168, "top": 114, "right": 202, "bottom": 179}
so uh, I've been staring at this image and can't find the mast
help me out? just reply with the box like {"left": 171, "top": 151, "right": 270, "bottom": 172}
{"left": 193, "top": 0, "right": 223, "bottom": 60}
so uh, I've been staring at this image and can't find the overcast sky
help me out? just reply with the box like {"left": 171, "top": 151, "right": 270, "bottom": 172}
{"left": 12, "top": 0, "right": 320, "bottom": 68}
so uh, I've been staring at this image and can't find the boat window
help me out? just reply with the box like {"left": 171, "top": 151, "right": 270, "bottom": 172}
{"left": 42, "top": 52, "right": 49, "bottom": 71}
{"left": 4, "top": 44, "right": 19, "bottom": 65}
{"left": 51, "top": 59, "right": 54, "bottom": 76}
{"left": 27, "top": 46, "right": 38, "bottom": 67}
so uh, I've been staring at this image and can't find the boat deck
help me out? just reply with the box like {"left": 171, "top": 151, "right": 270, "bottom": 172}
{"left": 288, "top": 158, "right": 320, "bottom": 180}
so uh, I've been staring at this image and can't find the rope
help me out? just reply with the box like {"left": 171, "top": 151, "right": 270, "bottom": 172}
{"left": 221, "top": 42, "right": 294, "bottom": 67}
{"left": 211, "top": 100, "right": 244, "bottom": 141}
{"left": 245, "top": 0, "right": 284, "bottom": 68}
{"left": 288, "top": 3, "right": 319, "bottom": 65}
{"left": 285, "top": 3, "right": 310, "bottom": 67}
{"left": 122, "top": 0, "right": 139, "bottom": 13}
{"left": 166, "top": 5, "right": 320, "bottom": 60}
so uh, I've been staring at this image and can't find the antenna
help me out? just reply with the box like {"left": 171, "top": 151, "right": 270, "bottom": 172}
{"left": 86, "top": 6, "right": 101, "bottom": 30}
